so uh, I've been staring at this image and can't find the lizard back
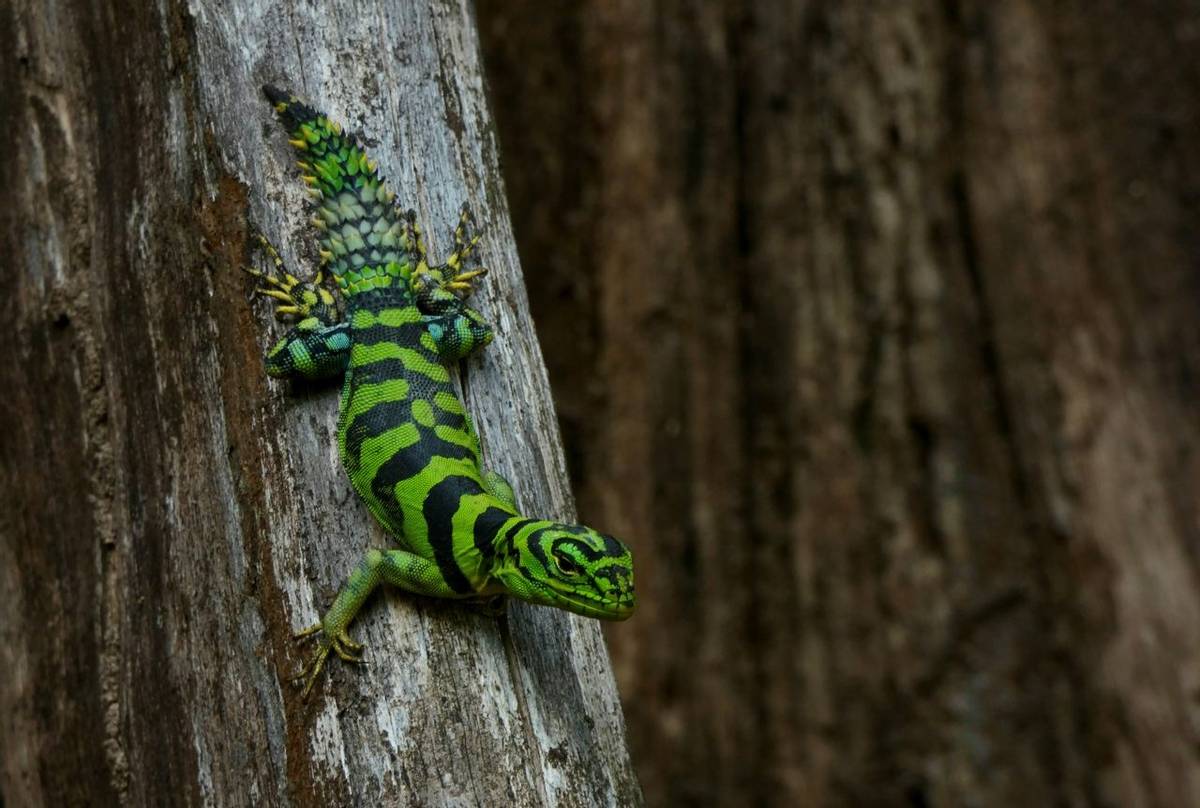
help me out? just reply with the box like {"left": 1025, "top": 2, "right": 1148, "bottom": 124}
{"left": 337, "top": 290, "right": 515, "bottom": 593}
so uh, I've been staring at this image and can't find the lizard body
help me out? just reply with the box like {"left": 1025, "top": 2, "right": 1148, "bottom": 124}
{"left": 248, "top": 86, "right": 634, "bottom": 695}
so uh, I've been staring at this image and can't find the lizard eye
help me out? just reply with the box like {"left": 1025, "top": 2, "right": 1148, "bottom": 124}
{"left": 554, "top": 552, "right": 581, "bottom": 576}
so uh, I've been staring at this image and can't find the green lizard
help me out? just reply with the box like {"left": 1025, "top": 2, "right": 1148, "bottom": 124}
{"left": 247, "top": 86, "right": 635, "bottom": 696}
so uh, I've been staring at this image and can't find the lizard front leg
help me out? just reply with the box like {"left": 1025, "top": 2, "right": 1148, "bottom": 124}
{"left": 401, "top": 204, "right": 494, "bottom": 360}
{"left": 295, "top": 548, "right": 468, "bottom": 697}
{"left": 483, "top": 470, "right": 517, "bottom": 509}
{"left": 244, "top": 233, "right": 350, "bottom": 380}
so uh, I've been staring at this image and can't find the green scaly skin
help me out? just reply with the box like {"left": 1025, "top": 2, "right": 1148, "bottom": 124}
{"left": 248, "top": 86, "right": 635, "bottom": 697}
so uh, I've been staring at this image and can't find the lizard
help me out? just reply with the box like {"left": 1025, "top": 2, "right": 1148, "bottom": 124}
{"left": 246, "top": 86, "right": 635, "bottom": 697}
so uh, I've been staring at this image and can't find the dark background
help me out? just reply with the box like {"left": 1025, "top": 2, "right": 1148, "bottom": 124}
{"left": 476, "top": 2, "right": 1200, "bottom": 806}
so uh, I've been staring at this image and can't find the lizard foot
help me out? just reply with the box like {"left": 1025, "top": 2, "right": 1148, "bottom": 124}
{"left": 244, "top": 231, "right": 337, "bottom": 321}
{"left": 292, "top": 622, "right": 366, "bottom": 699}
{"left": 441, "top": 202, "right": 488, "bottom": 296}
{"left": 405, "top": 204, "right": 489, "bottom": 302}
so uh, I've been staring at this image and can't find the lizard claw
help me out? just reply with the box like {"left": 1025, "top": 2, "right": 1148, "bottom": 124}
{"left": 337, "top": 633, "right": 364, "bottom": 653}
{"left": 407, "top": 203, "right": 489, "bottom": 302}
{"left": 443, "top": 266, "right": 489, "bottom": 297}
{"left": 292, "top": 622, "right": 367, "bottom": 699}
{"left": 244, "top": 231, "right": 338, "bottom": 321}
{"left": 441, "top": 203, "right": 487, "bottom": 297}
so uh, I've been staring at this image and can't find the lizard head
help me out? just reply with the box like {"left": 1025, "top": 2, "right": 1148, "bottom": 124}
{"left": 493, "top": 521, "right": 635, "bottom": 620}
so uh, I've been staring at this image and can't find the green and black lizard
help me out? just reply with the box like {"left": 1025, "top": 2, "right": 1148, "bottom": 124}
{"left": 247, "top": 86, "right": 635, "bottom": 696}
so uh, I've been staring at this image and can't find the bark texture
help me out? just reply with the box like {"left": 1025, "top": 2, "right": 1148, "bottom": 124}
{"left": 477, "top": 1, "right": 1200, "bottom": 806}
{"left": 0, "top": 1, "right": 641, "bottom": 806}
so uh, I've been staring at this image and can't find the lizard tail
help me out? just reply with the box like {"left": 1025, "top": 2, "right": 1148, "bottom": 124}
{"left": 261, "top": 85, "right": 413, "bottom": 299}
{"left": 263, "top": 84, "right": 321, "bottom": 132}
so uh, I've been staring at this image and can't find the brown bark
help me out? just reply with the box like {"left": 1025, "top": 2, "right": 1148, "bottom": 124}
{"left": 0, "top": 1, "right": 641, "bottom": 806}
{"left": 477, "top": 1, "right": 1200, "bottom": 805}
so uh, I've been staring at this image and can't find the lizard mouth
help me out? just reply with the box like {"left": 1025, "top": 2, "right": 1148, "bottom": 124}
{"left": 496, "top": 569, "right": 635, "bottom": 620}
{"left": 552, "top": 590, "right": 635, "bottom": 621}
{"left": 604, "top": 598, "right": 636, "bottom": 621}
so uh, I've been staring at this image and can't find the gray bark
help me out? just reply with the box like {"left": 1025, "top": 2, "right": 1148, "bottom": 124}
{"left": 0, "top": 1, "right": 641, "bottom": 806}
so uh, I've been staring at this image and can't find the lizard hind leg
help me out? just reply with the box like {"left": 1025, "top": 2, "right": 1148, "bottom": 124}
{"left": 402, "top": 203, "right": 493, "bottom": 360}
{"left": 442, "top": 202, "right": 487, "bottom": 292}
{"left": 263, "top": 319, "right": 351, "bottom": 380}
{"left": 244, "top": 231, "right": 340, "bottom": 325}
{"left": 408, "top": 203, "right": 490, "bottom": 303}
{"left": 422, "top": 306, "right": 494, "bottom": 361}
{"left": 245, "top": 230, "right": 350, "bottom": 380}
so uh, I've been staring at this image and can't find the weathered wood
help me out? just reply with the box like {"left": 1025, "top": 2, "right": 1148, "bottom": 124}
{"left": 478, "top": 0, "right": 1200, "bottom": 806}
{"left": 1, "top": 1, "right": 641, "bottom": 805}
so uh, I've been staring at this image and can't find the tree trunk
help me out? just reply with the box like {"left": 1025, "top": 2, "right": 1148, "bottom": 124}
{"left": 477, "top": 1, "right": 1200, "bottom": 806}
{"left": 0, "top": 1, "right": 641, "bottom": 805}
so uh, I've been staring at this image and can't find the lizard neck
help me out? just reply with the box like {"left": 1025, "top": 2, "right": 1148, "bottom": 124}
{"left": 479, "top": 514, "right": 543, "bottom": 584}
{"left": 489, "top": 514, "right": 538, "bottom": 560}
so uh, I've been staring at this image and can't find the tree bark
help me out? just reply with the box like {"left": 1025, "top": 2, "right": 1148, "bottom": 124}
{"left": 0, "top": 1, "right": 641, "bottom": 806}
{"left": 477, "top": 1, "right": 1200, "bottom": 806}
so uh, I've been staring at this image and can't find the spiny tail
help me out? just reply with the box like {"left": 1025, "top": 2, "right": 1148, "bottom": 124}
{"left": 263, "top": 85, "right": 414, "bottom": 298}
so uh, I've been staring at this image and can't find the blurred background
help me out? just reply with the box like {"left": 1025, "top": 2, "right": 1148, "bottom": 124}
{"left": 475, "top": 2, "right": 1200, "bottom": 805}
